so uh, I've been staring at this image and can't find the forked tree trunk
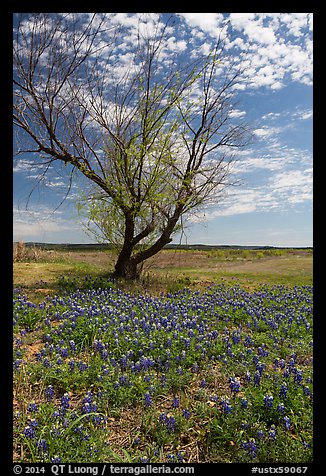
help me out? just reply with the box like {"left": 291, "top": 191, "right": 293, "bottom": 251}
{"left": 113, "top": 205, "right": 183, "bottom": 280}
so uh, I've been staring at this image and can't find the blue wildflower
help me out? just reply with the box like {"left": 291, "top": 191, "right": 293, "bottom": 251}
{"left": 27, "top": 402, "right": 38, "bottom": 413}
{"left": 229, "top": 376, "right": 241, "bottom": 394}
{"left": 279, "top": 382, "right": 288, "bottom": 399}
{"left": 283, "top": 416, "right": 291, "bottom": 430}
{"left": 36, "top": 439, "right": 48, "bottom": 453}
{"left": 268, "top": 425, "right": 277, "bottom": 441}
{"left": 23, "top": 425, "right": 36, "bottom": 439}
{"left": 60, "top": 393, "right": 70, "bottom": 412}
{"left": 220, "top": 397, "right": 232, "bottom": 415}
{"left": 241, "top": 398, "right": 248, "bottom": 409}
{"left": 241, "top": 439, "right": 258, "bottom": 459}
{"left": 45, "top": 385, "right": 55, "bottom": 402}
{"left": 182, "top": 408, "right": 191, "bottom": 420}
{"left": 276, "top": 401, "right": 285, "bottom": 414}
{"left": 172, "top": 396, "right": 180, "bottom": 408}
{"left": 263, "top": 394, "right": 274, "bottom": 409}
{"left": 166, "top": 416, "right": 176, "bottom": 432}
{"left": 253, "top": 371, "right": 261, "bottom": 386}
{"left": 144, "top": 393, "right": 152, "bottom": 408}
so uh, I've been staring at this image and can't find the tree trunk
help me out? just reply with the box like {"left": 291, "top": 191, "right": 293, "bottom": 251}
{"left": 113, "top": 254, "right": 140, "bottom": 280}
{"left": 112, "top": 212, "right": 140, "bottom": 279}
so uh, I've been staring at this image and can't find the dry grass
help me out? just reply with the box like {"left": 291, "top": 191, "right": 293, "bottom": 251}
{"left": 13, "top": 241, "right": 58, "bottom": 263}
{"left": 13, "top": 246, "right": 313, "bottom": 300}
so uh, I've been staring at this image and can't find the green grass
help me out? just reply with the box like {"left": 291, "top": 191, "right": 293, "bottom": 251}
{"left": 14, "top": 248, "right": 313, "bottom": 300}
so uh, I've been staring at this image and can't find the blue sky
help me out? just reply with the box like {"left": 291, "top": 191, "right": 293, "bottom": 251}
{"left": 13, "top": 13, "right": 313, "bottom": 246}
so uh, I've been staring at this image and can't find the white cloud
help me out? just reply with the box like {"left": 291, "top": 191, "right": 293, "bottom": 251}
{"left": 229, "top": 108, "right": 246, "bottom": 118}
{"left": 272, "top": 168, "right": 312, "bottom": 190}
{"left": 178, "top": 13, "right": 224, "bottom": 35}
{"left": 253, "top": 128, "right": 273, "bottom": 137}
{"left": 228, "top": 13, "right": 276, "bottom": 45}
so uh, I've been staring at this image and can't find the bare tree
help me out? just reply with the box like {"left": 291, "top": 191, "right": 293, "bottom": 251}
{"left": 13, "top": 13, "right": 252, "bottom": 279}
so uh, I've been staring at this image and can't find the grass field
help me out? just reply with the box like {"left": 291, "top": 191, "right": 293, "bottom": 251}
{"left": 14, "top": 247, "right": 313, "bottom": 299}
{"left": 13, "top": 247, "right": 313, "bottom": 463}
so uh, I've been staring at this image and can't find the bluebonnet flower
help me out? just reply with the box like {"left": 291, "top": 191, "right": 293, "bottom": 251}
{"left": 14, "top": 359, "right": 23, "bottom": 370}
{"left": 232, "top": 330, "right": 241, "bottom": 344}
{"left": 59, "top": 347, "right": 68, "bottom": 358}
{"left": 120, "top": 354, "right": 128, "bottom": 370}
{"left": 255, "top": 361, "right": 266, "bottom": 375}
{"left": 42, "top": 358, "right": 51, "bottom": 368}
{"left": 241, "top": 398, "right": 248, "bottom": 409}
{"left": 82, "top": 392, "right": 97, "bottom": 414}
{"left": 245, "top": 371, "right": 251, "bottom": 383}
{"left": 172, "top": 396, "right": 180, "bottom": 408}
{"left": 264, "top": 394, "right": 274, "bottom": 409}
{"left": 30, "top": 419, "right": 38, "bottom": 428}
{"left": 159, "top": 412, "right": 167, "bottom": 424}
{"left": 36, "top": 439, "right": 48, "bottom": 453}
{"left": 45, "top": 385, "right": 55, "bottom": 402}
{"left": 244, "top": 335, "right": 253, "bottom": 347}
{"left": 60, "top": 393, "right": 70, "bottom": 413}
{"left": 268, "top": 425, "right": 277, "bottom": 441}
{"left": 283, "top": 368, "right": 290, "bottom": 379}
{"left": 283, "top": 416, "right": 291, "bottom": 430}
{"left": 51, "top": 456, "right": 62, "bottom": 463}
{"left": 78, "top": 361, "right": 88, "bottom": 372}
{"left": 229, "top": 376, "right": 241, "bottom": 394}
{"left": 182, "top": 408, "right": 191, "bottom": 420}
{"left": 144, "top": 393, "right": 152, "bottom": 408}
{"left": 253, "top": 371, "right": 261, "bottom": 387}
{"left": 166, "top": 416, "right": 177, "bottom": 432}
{"left": 241, "top": 439, "right": 258, "bottom": 459}
{"left": 119, "top": 375, "right": 128, "bottom": 386}
{"left": 27, "top": 402, "right": 38, "bottom": 413}
{"left": 68, "top": 359, "right": 75, "bottom": 372}
{"left": 69, "top": 340, "right": 77, "bottom": 352}
{"left": 279, "top": 382, "right": 288, "bottom": 399}
{"left": 23, "top": 425, "right": 36, "bottom": 439}
{"left": 256, "top": 430, "right": 265, "bottom": 440}
{"left": 220, "top": 397, "right": 232, "bottom": 415}
{"left": 277, "top": 403, "right": 285, "bottom": 414}
{"left": 293, "top": 369, "right": 303, "bottom": 384}
{"left": 200, "top": 379, "right": 206, "bottom": 387}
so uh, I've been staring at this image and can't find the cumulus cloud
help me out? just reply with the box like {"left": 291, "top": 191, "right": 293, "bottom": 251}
{"left": 178, "top": 13, "right": 224, "bottom": 35}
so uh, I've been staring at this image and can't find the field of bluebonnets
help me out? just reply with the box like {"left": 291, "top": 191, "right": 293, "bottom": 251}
{"left": 13, "top": 252, "right": 313, "bottom": 464}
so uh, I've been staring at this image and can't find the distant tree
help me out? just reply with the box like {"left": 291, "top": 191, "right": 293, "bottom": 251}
{"left": 13, "top": 13, "right": 252, "bottom": 279}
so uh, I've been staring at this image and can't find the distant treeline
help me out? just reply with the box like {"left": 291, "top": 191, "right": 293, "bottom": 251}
{"left": 16, "top": 242, "right": 313, "bottom": 252}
